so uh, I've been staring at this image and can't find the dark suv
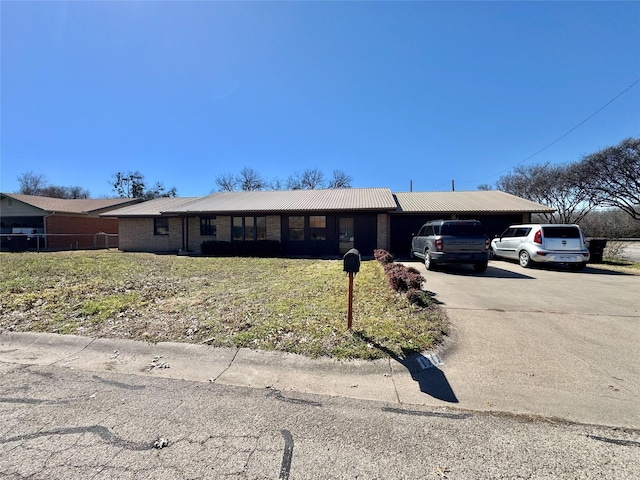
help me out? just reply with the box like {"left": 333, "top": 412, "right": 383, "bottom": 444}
{"left": 410, "top": 219, "right": 490, "bottom": 272}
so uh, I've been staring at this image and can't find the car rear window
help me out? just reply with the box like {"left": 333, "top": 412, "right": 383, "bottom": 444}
{"left": 441, "top": 223, "right": 484, "bottom": 236}
{"left": 542, "top": 226, "right": 581, "bottom": 238}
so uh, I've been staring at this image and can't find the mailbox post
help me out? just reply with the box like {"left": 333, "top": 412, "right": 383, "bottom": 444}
{"left": 343, "top": 249, "right": 361, "bottom": 330}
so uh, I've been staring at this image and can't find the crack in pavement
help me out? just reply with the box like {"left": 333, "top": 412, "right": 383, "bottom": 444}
{"left": 1, "top": 425, "right": 154, "bottom": 451}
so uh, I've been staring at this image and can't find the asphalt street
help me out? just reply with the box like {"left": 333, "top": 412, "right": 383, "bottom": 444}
{"left": 1, "top": 361, "right": 639, "bottom": 479}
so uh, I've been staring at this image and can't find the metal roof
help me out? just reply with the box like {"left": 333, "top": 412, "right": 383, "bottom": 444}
{"left": 100, "top": 197, "right": 201, "bottom": 217}
{"left": 101, "top": 189, "right": 553, "bottom": 217}
{"left": 162, "top": 188, "right": 398, "bottom": 214}
{"left": 393, "top": 191, "right": 555, "bottom": 213}
{"left": 1, "top": 193, "right": 141, "bottom": 215}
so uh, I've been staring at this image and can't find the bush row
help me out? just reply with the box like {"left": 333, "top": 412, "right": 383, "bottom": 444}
{"left": 374, "top": 249, "right": 431, "bottom": 308}
{"left": 201, "top": 240, "right": 281, "bottom": 257}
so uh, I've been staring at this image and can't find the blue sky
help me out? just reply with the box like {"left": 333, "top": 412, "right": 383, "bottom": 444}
{"left": 2, "top": 1, "right": 639, "bottom": 197}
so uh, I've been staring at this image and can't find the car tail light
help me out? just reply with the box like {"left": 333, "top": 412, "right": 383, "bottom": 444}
{"left": 485, "top": 239, "right": 490, "bottom": 250}
{"left": 435, "top": 239, "right": 443, "bottom": 251}
{"left": 534, "top": 229, "right": 542, "bottom": 244}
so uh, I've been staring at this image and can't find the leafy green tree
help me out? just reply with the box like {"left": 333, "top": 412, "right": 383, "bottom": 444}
{"left": 112, "top": 171, "right": 176, "bottom": 200}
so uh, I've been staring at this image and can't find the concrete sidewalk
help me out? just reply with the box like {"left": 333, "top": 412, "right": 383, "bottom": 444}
{"left": 0, "top": 331, "right": 451, "bottom": 409}
{"left": 1, "top": 325, "right": 638, "bottom": 430}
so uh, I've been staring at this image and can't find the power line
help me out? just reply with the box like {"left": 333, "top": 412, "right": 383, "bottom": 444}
{"left": 444, "top": 76, "right": 640, "bottom": 191}
{"left": 521, "top": 77, "right": 640, "bottom": 164}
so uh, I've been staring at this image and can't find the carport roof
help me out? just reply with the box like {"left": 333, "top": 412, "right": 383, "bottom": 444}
{"left": 393, "top": 191, "right": 555, "bottom": 213}
{"left": 1, "top": 193, "right": 141, "bottom": 215}
{"left": 161, "top": 188, "right": 398, "bottom": 214}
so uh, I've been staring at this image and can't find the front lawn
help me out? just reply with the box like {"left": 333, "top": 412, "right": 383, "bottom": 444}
{"left": 0, "top": 251, "right": 448, "bottom": 360}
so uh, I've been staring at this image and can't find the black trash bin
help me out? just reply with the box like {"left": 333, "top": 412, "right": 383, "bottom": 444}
{"left": 585, "top": 238, "right": 607, "bottom": 263}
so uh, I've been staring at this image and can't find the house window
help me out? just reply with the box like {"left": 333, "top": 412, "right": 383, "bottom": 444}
{"left": 200, "top": 217, "right": 216, "bottom": 237}
{"left": 233, "top": 216, "right": 267, "bottom": 241}
{"left": 289, "top": 216, "right": 305, "bottom": 241}
{"left": 154, "top": 218, "right": 169, "bottom": 235}
{"left": 245, "top": 217, "right": 255, "bottom": 241}
{"left": 256, "top": 216, "right": 266, "bottom": 240}
{"left": 232, "top": 217, "right": 243, "bottom": 241}
{"left": 309, "top": 215, "right": 327, "bottom": 241}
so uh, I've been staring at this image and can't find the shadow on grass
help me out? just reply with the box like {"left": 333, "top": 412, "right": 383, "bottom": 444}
{"left": 354, "top": 332, "right": 458, "bottom": 403}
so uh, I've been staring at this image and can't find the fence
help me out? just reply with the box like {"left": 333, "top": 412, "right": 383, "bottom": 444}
{"left": 0, "top": 233, "right": 119, "bottom": 252}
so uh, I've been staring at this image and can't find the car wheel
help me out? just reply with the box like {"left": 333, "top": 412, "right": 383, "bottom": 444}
{"left": 474, "top": 262, "right": 488, "bottom": 272}
{"left": 488, "top": 247, "right": 495, "bottom": 260}
{"left": 409, "top": 249, "right": 415, "bottom": 260}
{"left": 425, "top": 251, "right": 436, "bottom": 271}
{"left": 519, "top": 250, "right": 532, "bottom": 268}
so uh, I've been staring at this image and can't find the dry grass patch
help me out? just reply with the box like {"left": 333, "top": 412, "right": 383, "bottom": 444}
{"left": 0, "top": 251, "right": 448, "bottom": 359}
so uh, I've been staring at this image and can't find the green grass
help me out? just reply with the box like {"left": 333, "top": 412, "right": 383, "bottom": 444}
{"left": 0, "top": 251, "right": 448, "bottom": 360}
{"left": 588, "top": 258, "right": 640, "bottom": 275}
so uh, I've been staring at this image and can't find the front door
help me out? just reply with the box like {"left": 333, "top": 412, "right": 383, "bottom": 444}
{"left": 338, "top": 217, "right": 354, "bottom": 254}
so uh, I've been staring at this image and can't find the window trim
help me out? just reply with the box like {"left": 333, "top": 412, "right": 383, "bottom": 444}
{"left": 288, "top": 215, "right": 305, "bottom": 242}
{"left": 309, "top": 215, "right": 327, "bottom": 241}
{"left": 200, "top": 216, "right": 217, "bottom": 237}
{"left": 233, "top": 215, "right": 267, "bottom": 241}
{"left": 154, "top": 217, "right": 169, "bottom": 236}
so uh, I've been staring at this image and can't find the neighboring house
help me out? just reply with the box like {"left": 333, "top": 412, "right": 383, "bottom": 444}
{"left": 0, "top": 193, "right": 141, "bottom": 251}
{"left": 104, "top": 189, "right": 554, "bottom": 258}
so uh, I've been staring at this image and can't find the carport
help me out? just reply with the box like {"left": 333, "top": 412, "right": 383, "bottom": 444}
{"left": 389, "top": 191, "right": 554, "bottom": 257}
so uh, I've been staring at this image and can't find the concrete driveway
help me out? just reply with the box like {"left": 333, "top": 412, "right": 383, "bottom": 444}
{"left": 403, "top": 259, "right": 640, "bottom": 429}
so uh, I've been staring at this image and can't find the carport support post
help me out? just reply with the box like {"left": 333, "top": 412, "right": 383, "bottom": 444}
{"left": 347, "top": 272, "right": 354, "bottom": 330}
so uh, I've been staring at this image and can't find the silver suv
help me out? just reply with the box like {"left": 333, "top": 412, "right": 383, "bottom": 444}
{"left": 410, "top": 219, "right": 489, "bottom": 272}
{"left": 490, "top": 224, "right": 590, "bottom": 270}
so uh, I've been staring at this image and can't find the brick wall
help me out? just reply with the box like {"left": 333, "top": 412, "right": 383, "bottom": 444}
{"left": 377, "top": 213, "right": 389, "bottom": 250}
{"left": 118, "top": 217, "right": 182, "bottom": 252}
{"left": 266, "top": 215, "right": 281, "bottom": 241}
{"left": 45, "top": 215, "right": 119, "bottom": 250}
{"left": 119, "top": 214, "right": 282, "bottom": 253}
{"left": 185, "top": 216, "right": 231, "bottom": 253}
{"left": 217, "top": 216, "right": 231, "bottom": 241}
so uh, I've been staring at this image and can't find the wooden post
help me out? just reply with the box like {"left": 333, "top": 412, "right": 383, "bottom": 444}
{"left": 347, "top": 271, "right": 354, "bottom": 330}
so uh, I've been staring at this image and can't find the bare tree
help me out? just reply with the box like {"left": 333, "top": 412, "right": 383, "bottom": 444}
{"left": 221, "top": 167, "right": 353, "bottom": 191}
{"left": 286, "top": 172, "right": 304, "bottom": 190}
{"left": 238, "top": 167, "right": 266, "bottom": 191}
{"left": 579, "top": 137, "right": 640, "bottom": 220}
{"left": 328, "top": 170, "right": 352, "bottom": 189}
{"left": 215, "top": 173, "right": 238, "bottom": 192}
{"left": 17, "top": 172, "right": 47, "bottom": 195}
{"left": 40, "top": 185, "right": 90, "bottom": 199}
{"left": 579, "top": 208, "right": 640, "bottom": 238}
{"left": 497, "top": 162, "right": 596, "bottom": 223}
{"left": 65, "top": 186, "right": 91, "bottom": 199}
{"left": 17, "top": 172, "right": 90, "bottom": 198}
{"left": 476, "top": 184, "right": 493, "bottom": 191}
{"left": 268, "top": 177, "right": 285, "bottom": 190}
{"left": 301, "top": 168, "right": 325, "bottom": 189}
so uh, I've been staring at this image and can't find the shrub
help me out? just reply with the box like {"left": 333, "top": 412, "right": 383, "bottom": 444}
{"left": 406, "top": 288, "right": 433, "bottom": 308}
{"left": 374, "top": 249, "right": 394, "bottom": 265}
{"left": 383, "top": 263, "right": 424, "bottom": 292}
{"left": 200, "top": 240, "right": 281, "bottom": 257}
{"left": 233, "top": 240, "right": 281, "bottom": 257}
{"left": 201, "top": 241, "right": 234, "bottom": 256}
